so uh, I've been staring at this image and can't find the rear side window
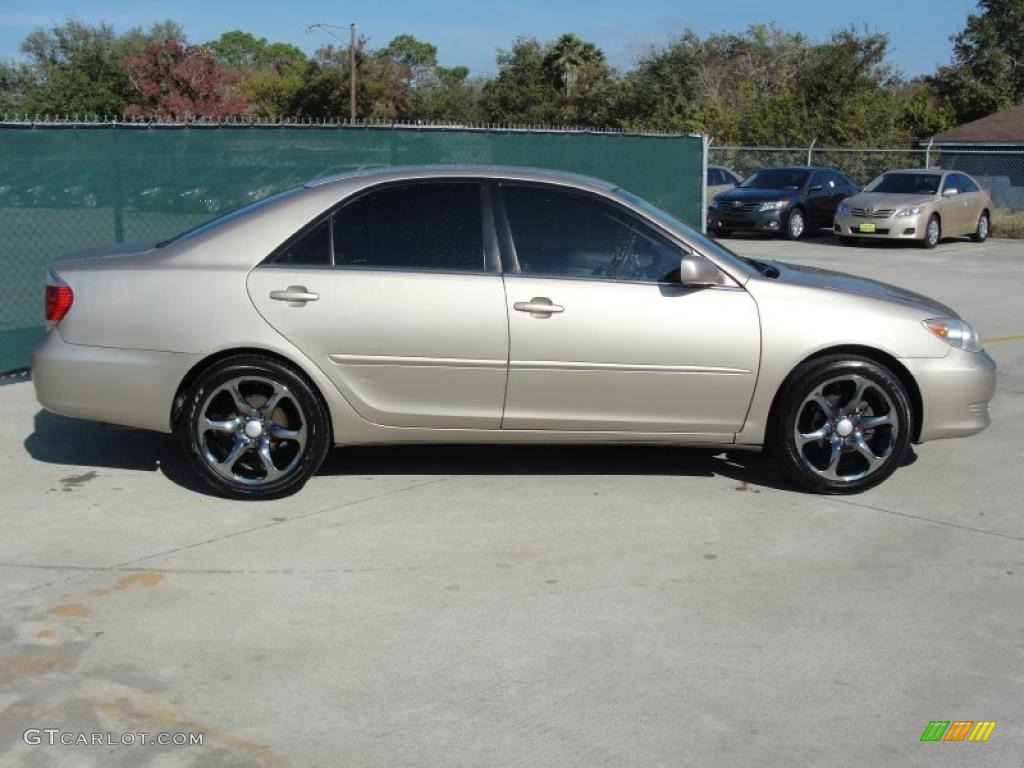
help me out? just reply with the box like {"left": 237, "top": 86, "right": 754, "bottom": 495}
{"left": 708, "top": 168, "right": 722, "bottom": 185}
{"left": 332, "top": 183, "right": 484, "bottom": 271}
{"left": 274, "top": 219, "right": 331, "bottom": 266}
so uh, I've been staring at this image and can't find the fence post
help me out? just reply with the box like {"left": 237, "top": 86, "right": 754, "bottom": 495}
{"left": 111, "top": 123, "right": 124, "bottom": 244}
{"left": 701, "top": 134, "right": 709, "bottom": 234}
{"left": 925, "top": 139, "right": 934, "bottom": 169}
{"left": 807, "top": 138, "right": 817, "bottom": 166}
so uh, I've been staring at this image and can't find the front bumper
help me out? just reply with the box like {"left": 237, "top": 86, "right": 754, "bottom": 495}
{"left": 904, "top": 347, "right": 996, "bottom": 442}
{"left": 834, "top": 211, "right": 929, "bottom": 240}
{"left": 708, "top": 207, "right": 786, "bottom": 233}
{"left": 31, "top": 330, "right": 201, "bottom": 433}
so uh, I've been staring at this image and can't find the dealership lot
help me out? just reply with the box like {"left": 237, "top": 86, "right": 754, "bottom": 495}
{"left": 0, "top": 236, "right": 1021, "bottom": 766}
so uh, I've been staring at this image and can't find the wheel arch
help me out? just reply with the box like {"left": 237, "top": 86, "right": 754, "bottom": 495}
{"left": 170, "top": 346, "right": 333, "bottom": 440}
{"left": 765, "top": 344, "right": 924, "bottom": 447}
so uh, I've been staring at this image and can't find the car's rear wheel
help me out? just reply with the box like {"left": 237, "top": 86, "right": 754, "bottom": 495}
{"left": 921, "top": 215, "right": 941, "bottom": 249}
{"left": 774, "top": 356, "right": 912, "bottom": 494}
{"left": 784, "top": 208, "right": 805, "bottom": 240}
{"left": 177, "top": 355, "right": 331, "bottom": 499}
{"left": 971, "top": 211, "right": 990, "bottom": 243}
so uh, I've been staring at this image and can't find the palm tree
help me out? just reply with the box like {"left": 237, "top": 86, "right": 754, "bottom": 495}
{"left": 545, "top": 34, "right": 603, "bottom": 96}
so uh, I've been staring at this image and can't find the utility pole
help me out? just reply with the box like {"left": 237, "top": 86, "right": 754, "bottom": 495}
{"left": 306, "top": 22, "right": 358, "bottom": 123}
{"left": 349, "top": 23, "right": 356, "bottom": 124}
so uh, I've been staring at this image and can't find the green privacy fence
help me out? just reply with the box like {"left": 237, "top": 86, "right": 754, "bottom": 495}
{"left": 0, "top": 122, "right": 705, "bottom": 372}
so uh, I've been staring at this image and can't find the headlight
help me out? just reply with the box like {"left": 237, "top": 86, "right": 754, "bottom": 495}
{"left": 923, "top": 318, "right": 983, "bottom": 352}
{"left": 837, "top": 202, "right": 850, "bottom": 215}
{"left": 895, "top": 206, "right": 923, "bottom": 217}
{"left": 758, "top": 200, "right": 787, "bottom": 212}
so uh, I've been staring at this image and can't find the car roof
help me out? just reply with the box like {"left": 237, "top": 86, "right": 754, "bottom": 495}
{"left": 882, "top": 168, "right": 947, "bottom": 176}
{"left": 303, "top": 164, "right": 617, "bottom": 192}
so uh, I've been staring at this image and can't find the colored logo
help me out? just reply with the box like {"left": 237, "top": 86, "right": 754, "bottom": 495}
{"left": 920, "top": 721, "right": 997, "bottom": 742}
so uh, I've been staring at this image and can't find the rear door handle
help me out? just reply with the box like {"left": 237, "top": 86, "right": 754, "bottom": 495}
{"left": 513, "top": 297, "right": 564, "bottom": 317}
{"left": 269, "top": 286, "right": 319, "bottom": 306}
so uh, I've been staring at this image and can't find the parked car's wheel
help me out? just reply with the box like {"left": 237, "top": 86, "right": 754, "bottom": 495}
{"left": 176, "top": 355, "right": 332, "bottom": 499}
{"left": 921, "top": 215, "right": 941, "bottom": 249}
{"left": 971, "top": 211, "right": 990, "bottom": 243}
{"left": 838, "top": 235, "right": 857, "bottom": 246}
{"left": 774, "top": 355, "right": 912, "bottom": 494}
{"left": 784, "top": 208, "right": 806, "bottom": 240}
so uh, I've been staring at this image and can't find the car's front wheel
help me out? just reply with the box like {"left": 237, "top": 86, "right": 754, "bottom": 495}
{"left": 774, "top": 356, "right": 912, "bottom": 494}
{"left": 971, "top": 211, "right": 990, "bottom": 243}
{"left": 177, "top": 355, "right": 332, "bottom": 499}
{"left": 784, "top": 208, "right": 805, "bottom": 240}
{"left": 921, "top": 215, "right": 941, "bottom": 249}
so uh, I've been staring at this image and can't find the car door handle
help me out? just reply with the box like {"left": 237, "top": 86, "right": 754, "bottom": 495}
{"left": 513, "top": 298, "right": 564, "bottom": 317}
{"left": 269, "top": 286, "right": 319, "bottom": 305}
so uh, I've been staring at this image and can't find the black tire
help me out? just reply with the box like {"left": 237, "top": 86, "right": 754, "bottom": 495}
{"left": 838, "top": 235, "right": 857, "bottom": 246}
{"left": 773, "top": 355, "right": 912, "bottom": 494}
{"left": 920, "top": 214, "right": 941, "bottom": 249}
{"left": 971, "top": 210, "right": 990, "bottom": 243}
{"left": 783, "top": 208, "right": 806, "bottom": 240}
{"left": 176, "top": 354, "right": 331, "bottom": 499}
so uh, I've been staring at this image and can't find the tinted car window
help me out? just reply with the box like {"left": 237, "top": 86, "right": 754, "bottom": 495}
{"left": 866, "top": 173, "right": 941, "bottom": 195}
{"left": 740, "top": 169, "right": 809, "bottom": 190}
{"left": 826, "top": 171, "right": 845, "bottom": 189}
{"left": 808, "top": 171, "right": 828, "bottom": 190}
{"left": 708, "top": 168, "right": 723, "bottom": 185}
{"left": 501, "top": 185, "right": 681, "bottom": 283}
{"left": 957, "top": 174, "right": 979, "bottom": 193}
{"left": 274, "top": 219, "right": 331, "bottom": 265}
{"left": 332, "top": 183, "right": 484, "bottom": 271}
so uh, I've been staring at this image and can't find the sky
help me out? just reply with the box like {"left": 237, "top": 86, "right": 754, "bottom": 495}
{"left": 0, "top": 0, "right": 975, "bottom": 78}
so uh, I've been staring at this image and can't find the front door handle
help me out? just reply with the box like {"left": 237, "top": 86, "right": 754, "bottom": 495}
{"left": 270, "top": 285, "right": 319, "bottom": 307}
{"left": 513, "top": 297, "right": 564, "bottom": 318}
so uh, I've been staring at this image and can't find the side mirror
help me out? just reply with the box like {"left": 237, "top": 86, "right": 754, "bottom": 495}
{"left": 678, "top": 256, "right": 723, "bottom": 286}
{"left": 943, "top": 188, "right": 958, "bottom": 197}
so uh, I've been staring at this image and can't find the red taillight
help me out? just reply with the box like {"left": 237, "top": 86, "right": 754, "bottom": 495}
{"left": 45, "top": 283, "right": 74, "bottom": 323}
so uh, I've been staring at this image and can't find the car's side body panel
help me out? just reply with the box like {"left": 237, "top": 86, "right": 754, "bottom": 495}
{"left": 247, "top": 267, "right": 510, "bottom": 429}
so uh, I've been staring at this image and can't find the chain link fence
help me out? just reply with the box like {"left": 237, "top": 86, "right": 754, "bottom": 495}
{"left": 0, "top": 119, "right": 705, "bottom": 372}
{"left": 710, "top": 144, "right": 1024, "bottom": 210}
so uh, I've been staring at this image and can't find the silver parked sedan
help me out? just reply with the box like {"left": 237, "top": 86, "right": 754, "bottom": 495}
{"left": 32, "top": 165, "right": 995, "bottom": 498}
{"left": 834, "top": 169, "right": 992, "bottom": 248}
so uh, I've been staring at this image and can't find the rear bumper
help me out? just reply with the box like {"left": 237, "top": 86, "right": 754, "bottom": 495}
{"left": 31, "top": 330, "right": 201, "bottom": 433}
{"left": 905, "top": 348, "right": 997, "bottom": 442}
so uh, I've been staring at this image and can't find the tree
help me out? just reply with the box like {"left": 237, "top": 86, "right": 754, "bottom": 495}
{"left": 123, "top": 40, "right": 247, "bottom": 119}
{"left": 931, "top": 0, "right": 1024, "bottom": 123}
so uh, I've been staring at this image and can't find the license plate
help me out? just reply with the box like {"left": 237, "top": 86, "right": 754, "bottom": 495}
{"left": 859, "top": 222, "right": 876, "bottom": 233}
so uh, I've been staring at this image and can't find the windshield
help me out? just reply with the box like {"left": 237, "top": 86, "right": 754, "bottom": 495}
{"left": 864, "top": 173, "right": 940, "bottom": 195}
{"left": 614, "top": 187, "right": 755, "bottom": 277}
{"left": 156, "top": 187, "right": 300, "bottom": 248}
{"left": 740, "top": 169, "right": 809, "bottom": 190}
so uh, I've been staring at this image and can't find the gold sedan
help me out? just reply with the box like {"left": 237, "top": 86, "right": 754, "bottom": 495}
{"left": 834, "top": 169, "right": 992, "bottom": 248}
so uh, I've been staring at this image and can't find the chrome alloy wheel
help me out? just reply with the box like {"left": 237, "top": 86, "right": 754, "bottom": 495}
{"left": 978, "top": 214, "right": 989, "bottom": 240}
{"left": 198, "top": 376, "right": 307, "bottom": 485}
{"left": 793, "top": 374, "right": 899, "bottom": 483}
{"left": 926, "top": 217, "right": 940, "bottom": 247}
{"left": 788, "top": 209, "right": 805, "bottom": 238}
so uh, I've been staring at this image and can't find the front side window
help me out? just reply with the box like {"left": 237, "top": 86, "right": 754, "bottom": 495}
{"left": 957, "top": 174, "right": 979, "bottom": 193}
{"left": 941, "top": 174, "right": 960, "bottom": 194}
{"left": 332, "top": 182, "right": 484, "bottom": 271}
{"left": 500, "top": 185, "right": 682, "bottom": 283}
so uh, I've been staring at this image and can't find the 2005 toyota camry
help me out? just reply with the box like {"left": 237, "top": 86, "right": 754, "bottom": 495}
{"left": 32, "top": 166, "right": 996, "bottom": 499}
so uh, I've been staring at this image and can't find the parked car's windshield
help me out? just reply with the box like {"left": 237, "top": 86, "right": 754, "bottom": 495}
{"left": 865, "top": 173, "right": 941, "bottom": 195}
{"left": 614, "top": 187, "right": 756, "bottom": 278}
{"left": 739, "top": 169, "right": 809, "bottom": 190}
